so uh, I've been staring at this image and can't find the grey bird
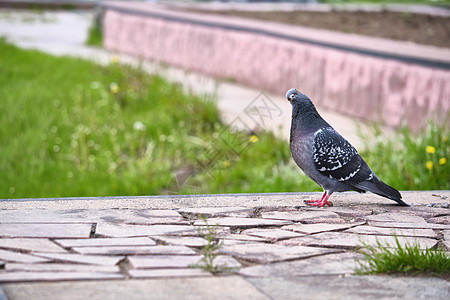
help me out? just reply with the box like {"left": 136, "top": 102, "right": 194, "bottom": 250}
{"left": 286, "top": 88, "right": 408, "bottom": 207}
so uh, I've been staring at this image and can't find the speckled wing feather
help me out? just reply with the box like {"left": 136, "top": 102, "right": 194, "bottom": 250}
{"left": 313, "top": 128, "right": 373, "bottom": 184}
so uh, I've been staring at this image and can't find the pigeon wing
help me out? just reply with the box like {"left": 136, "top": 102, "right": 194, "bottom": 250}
{"left": 313, "top": 128, "right": 373, "bottom": 184}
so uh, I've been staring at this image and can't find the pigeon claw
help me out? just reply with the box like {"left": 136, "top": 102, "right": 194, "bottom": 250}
{"left": 304, "top": 192, "right": 333, "bottom": 207}
{"left": 304, "top": 199, "right": 333, "bottom": 207}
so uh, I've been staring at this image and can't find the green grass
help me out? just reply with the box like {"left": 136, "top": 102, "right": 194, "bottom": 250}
{"left": 356, "top": 235, "right": 450, "bottom": 278}
{"left": 360, "top": 123, "right": 449, "bottom": 191}
{"left": 0, "top": 39, "right": 448, "bottom": 199}
{"left": 86, "top": 16, "right": 102, "bottom": 47}
{"left": 0, "top": 39, "right": 315, "bottom": 199}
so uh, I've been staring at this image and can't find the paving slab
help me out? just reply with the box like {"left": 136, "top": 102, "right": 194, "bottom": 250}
{"left": 0, "top": 238, "right": 68, "bottom": 253}
{"left": 344, "top": 225, "right": 438, "bottom": 238}
{"left": 4, "top": 263, "right": 120, "bottom": 273}
{"left": 0, "top": 209, "right": 186, "bottom": 225}
{"left": 277, "top": 231, "right": 438, "bottom": 249}
{"left": 365, "top": 212, "right": 427, "bottom": 223}
{"left": 239, "top": 252, "right": 359, "bottom": 277}
{"left": 95, "top": 224, "right": 196, "bottom": 237}
{"left": 241, "top": 228, "right": 305, "bottom": 241}
{"left": 129, "top": 255, "right": 203, "bottom": 269}
{"left": 0, "top": 271, "right": 124, "bottom": 283}
{"left": 393, "top": 206, "right": 450, "bottom": 218}
{"left": 32, "top": 253, "right": 124, "bottom": 266}
{"left": 218, "top": 233, "right": 271, "bottom": 243}
{"left": 247, "top": 275, "right": 450, "bottom": 300}
{"left": 0, "top": 249, "right": 51, "bottom": 264}
{"left": 128, "top": 268, "right": 211, "bottom": 278}
{"left": 1, "top": 277, "right": 270, "bottom": 300}
{"left": 443, "top": 230, "right": 450, "bottom": 241}
{"left": 73, "top": 245, "right": 196, "bottom": 255}
{"left": 54, "top": 237, "right": 156, "bottom": 248}
{"left": 128, "top": 254, "right": 241, "bottom": 270}
{"left": 152, "top": 236, "right": 208, "bottom": 247}
{"left": 308, "top": 207, "right": 373, "bottom": 217}
{"left": 427, "top": 216, "right": 450, "bottom": 224}
{"left": 282, "top": 222, "right": 364, "bottom": 235}
{"left": 220, "top": 243, "right": 340, "bottom": 264}
{"left": 193, "top": 217, "right": 291, "bottom": 228}
{"left": 260, "top": 210, "right": 342, "bottom": 223}
{"left": 368, "top": 221, "right": 450, "bottom": 230}
{"left": 178, "top": 207, "right": 254, "bottom": 218}
{"left": 0, "top": 223, "right": 93, "bottom": 238}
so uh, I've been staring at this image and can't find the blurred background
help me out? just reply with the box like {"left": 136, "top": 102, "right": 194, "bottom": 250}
{"left": 0, "top": 0, "right": 448, "bottom": 199}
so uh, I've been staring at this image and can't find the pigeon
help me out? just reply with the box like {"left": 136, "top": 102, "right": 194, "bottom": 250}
{"left": 286, "top": 88, "right": 408, "bottom": 207}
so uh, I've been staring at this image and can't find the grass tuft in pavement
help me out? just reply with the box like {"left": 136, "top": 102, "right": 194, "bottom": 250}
{"left": 355, "top": 235, "right": 450, "bottom": 278}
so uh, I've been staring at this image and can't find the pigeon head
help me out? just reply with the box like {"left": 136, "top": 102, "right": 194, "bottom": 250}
{"left": 286, "top": 88, "right": 314, "bottom": 107}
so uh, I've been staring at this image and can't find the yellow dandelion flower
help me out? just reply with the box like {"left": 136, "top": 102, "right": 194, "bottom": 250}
{"left": 426, "top": 161, "right": 433, "bottom": 170}
{"left": 439, "top": 157, "right": 446, "bottom": 165}
{"left": 223, "top": 160, "right": 231, "bottom": 168}
{"left": 111, "top": 55, "right": 119, "bottom": 64}
{"left": 109, "top": 82, "right": 119, "bottom": 94}
{"left": 249, "top": 135, "right": 259, "bottom": 143}
{"left": 425, "top": 145, "right": 436, "bottom": 154}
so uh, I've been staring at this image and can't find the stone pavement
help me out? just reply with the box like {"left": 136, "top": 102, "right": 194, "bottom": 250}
{"left": 0, "top": 191, "right": 449, "bottom": 299}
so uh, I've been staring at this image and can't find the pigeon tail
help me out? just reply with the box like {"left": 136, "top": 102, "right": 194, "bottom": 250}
{"left": 356, "top": 179, "right": 408, "bottom": 206}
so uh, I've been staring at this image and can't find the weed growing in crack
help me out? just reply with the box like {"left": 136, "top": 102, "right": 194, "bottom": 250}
{"left": 190, "top": 216, "right": 238, "bottom": 274}
{"left": 355, "top": 234, "right": 450, "bottom": 278}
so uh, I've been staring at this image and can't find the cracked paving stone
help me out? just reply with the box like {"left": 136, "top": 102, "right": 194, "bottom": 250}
{"left": 368, "top": 221, "right": 450, "bottom": 230}
{"left": 193, "top": 217, "right": 291, "bottom": 228}
{"left": 277, "top": 232, "right": 438, "bottom": 249}
{"left": 365, "top": 213, "right": 427, "bottom": 223}
{"left": 95, "top": 224, "right": 196, "bottom": 237}
{"left": 241, "top": 228, "right": 305, "bottom": 241}
{"left": 0, "top": 223, "right": 93, "bottom": 238}
{"left": 0, "top": 271, "right": 124, "bottom": 283}
{"left": 55, "top": 237, "right": 156, "bottom": 248}
{"left": 32, "top": 253, "right": 124, "bottom": 265}
{"left": 0, "top": 238, "right": 68, "bottom": 253}
{"left": 178, "top": 207, "right": 254, "bottom": 218}
{"left": 219, "top": 243, "right": 340, "bottom": 264}
{"left": 152, "top": 236, "right": 208, "bottom": 247}
{"left": 73, "top": 245, "right": 196, "bottom": 255}
{"left": 344, "top": 225, "right": 437, "bottom": 238}
{"left": 0, "top": 249, "right": 51, "bottom": 264}
{"left": 282, "top": 222, "right": 364, "bottom": 235}
{"left": 239, "top": 252, "right": 360, "bottom": 277}
{"left": 128, "top": 268, "right": 211, "bottom": 278}
{"left": 261, "top": 211, "right": 343, "bottom": 224}
{"left": 0, "top": 209, "right": 186, "bottom": 225}
{"left": 5, "top": 263, "right": 120, "bottom": 273}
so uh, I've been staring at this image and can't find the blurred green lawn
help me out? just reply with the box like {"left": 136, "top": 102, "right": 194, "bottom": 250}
{"left": 0, "top": 40, "right": 447, "bottom": 199}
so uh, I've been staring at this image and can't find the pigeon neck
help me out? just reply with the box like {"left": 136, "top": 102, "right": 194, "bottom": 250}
{"left": 290, "top": 103, "right": 327, "bottom": 136}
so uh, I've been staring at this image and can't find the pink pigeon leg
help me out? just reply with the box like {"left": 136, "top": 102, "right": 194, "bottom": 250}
{"left": 304, "top": 191, "right": 333, "bottom": 207}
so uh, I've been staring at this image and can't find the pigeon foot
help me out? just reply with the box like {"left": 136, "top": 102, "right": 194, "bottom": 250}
{"left": 304, "top": 192, "right": 333, "bottom": 207}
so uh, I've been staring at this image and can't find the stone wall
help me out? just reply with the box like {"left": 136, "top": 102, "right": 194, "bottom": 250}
{"left": 102, "top": 2, "right": 450, "bottom": 130}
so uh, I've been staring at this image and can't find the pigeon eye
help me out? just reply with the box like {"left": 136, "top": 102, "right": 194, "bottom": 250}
{"left": 289, "top": 94, "right": 295, "bottom": 100}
